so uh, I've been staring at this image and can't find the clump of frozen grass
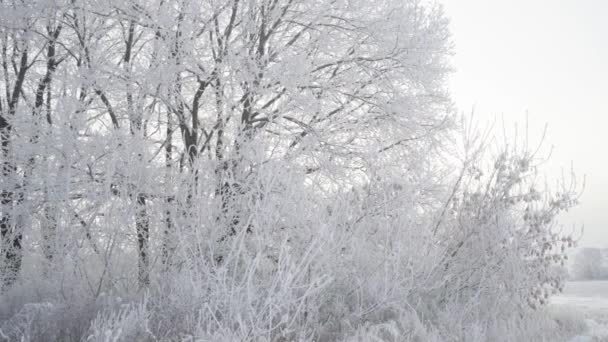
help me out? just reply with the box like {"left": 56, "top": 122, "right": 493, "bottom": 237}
{"left": 483, "top": 307, "right": 587, "bottom": 342}
{"left": 0, "top": 302, "right": 56, "bottom": 342}
{"left": 342, "top": 320, "right": 402, "bottom": 342}
{"left": 548, "top": 306, "right": 588, "bottom": 339}
{"left": 85, "top": 295, "right": 153, "bottom": 342}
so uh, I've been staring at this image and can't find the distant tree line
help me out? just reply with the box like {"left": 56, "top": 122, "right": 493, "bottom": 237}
{"left": 570, "top": 248, "right": 608, "bottom": 280}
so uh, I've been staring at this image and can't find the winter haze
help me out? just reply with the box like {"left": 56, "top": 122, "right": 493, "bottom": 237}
{"left": 444, "top": 0, "right": 608, "bottom": 248}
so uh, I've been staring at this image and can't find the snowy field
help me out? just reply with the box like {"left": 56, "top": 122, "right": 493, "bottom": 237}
{"left": 552, "top": 281, "right": 608, "bottom": 341}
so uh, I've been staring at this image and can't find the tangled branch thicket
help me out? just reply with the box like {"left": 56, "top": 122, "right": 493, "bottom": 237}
{"left": 0, "top": 0, "right": 581, "bottom": 341}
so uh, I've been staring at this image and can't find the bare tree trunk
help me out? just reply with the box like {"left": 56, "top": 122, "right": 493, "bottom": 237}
{"left": 136, "top": 194, "right": 150, "bottom": 286}
{"left": 35, "top": 24, "right": 61, "bottom": 268}
{"left": 161, "top": 112, "right": 175, "bottom": 270}
{"left": 123, "top": 19, "right": 151, "bottom": 287}
{"left": 0, "top": 44, "right": 28, "bottom": 290}
{"left": 161, "top": 196, "right": 174, "bottom": 270}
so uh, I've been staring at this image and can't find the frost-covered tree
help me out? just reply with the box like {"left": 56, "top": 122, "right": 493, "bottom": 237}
{"left": 0, "top": 0, "right": 581, "bottom": 341}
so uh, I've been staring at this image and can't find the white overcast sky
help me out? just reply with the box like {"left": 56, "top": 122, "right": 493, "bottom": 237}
{"left": 442, "top": 0, "right": 608, "bottom": 247}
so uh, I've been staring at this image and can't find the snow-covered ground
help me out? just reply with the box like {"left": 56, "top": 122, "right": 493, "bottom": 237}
{"left": 552, "top": 281, "right": 608, "bottom": 341}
